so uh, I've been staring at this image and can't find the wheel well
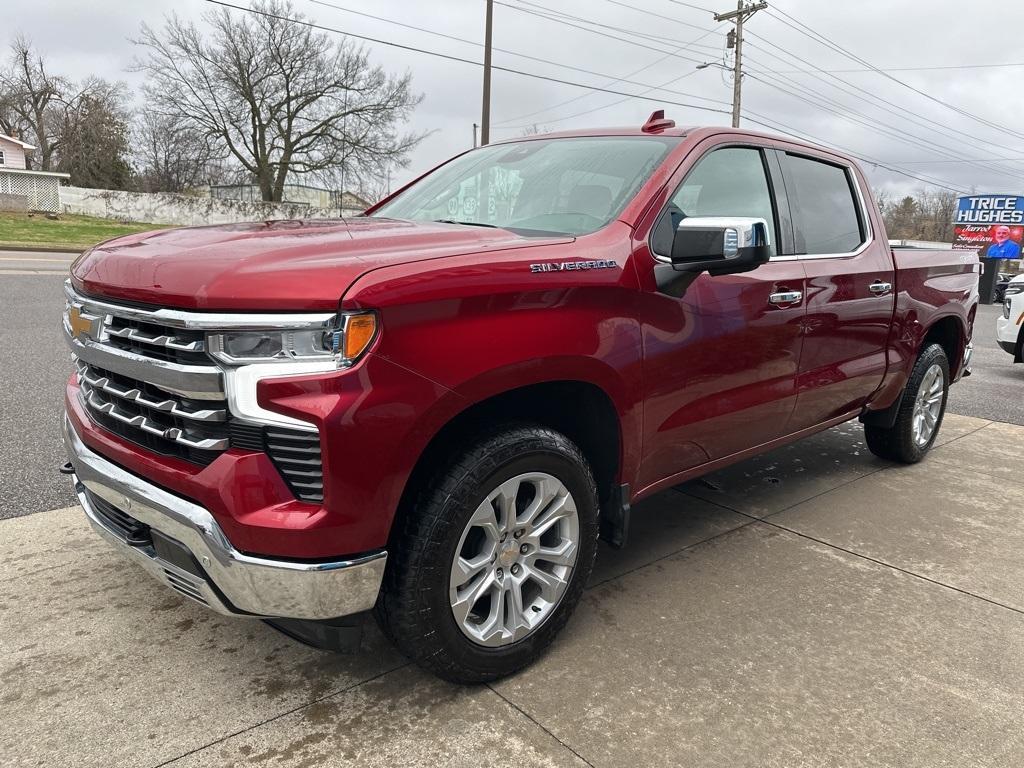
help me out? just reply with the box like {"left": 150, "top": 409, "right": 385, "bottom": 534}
{"left": 922, "top": 316, "right": 964, "bottom": 378}
{"left": 394, "top": 381, "right": 622, "bottom": 540}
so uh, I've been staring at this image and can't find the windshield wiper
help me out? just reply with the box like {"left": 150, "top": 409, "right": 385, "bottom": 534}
{"left": 433, "top": 219, "right": 499, "bottom": 228}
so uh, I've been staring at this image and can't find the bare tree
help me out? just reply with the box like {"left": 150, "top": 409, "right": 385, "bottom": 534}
{"left": 0, "top": 36, "right": 66, "bottom": 169}
{"left": 879, "top": 188, "right": 960, "bottom": 242}
{"left": 56, "top": 81, "right": 133, "bottom": 189}
{"left": 133, "top": 112, "right": 227, "bottom": 193}
{"left": 132, "top": 0, "right": 422, "bottom": 202}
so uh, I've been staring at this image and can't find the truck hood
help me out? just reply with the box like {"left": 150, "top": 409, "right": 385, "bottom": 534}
{"left": 71, "top": 217, "right": 571, "bottom": 311}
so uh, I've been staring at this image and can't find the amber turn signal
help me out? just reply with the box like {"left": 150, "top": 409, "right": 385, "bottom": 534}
{"left": 344, "top": 314, "right": 377, "bottom": 360}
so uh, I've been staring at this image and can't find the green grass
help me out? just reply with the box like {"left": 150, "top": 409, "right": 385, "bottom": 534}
{"left": 0, "top": 211, "right": 169, "bottom": 251}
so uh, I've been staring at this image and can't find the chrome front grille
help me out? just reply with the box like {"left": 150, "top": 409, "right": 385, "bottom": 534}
{"left": 65, "top": 283, "right": 326, "bottom": 502}
{"left": 104, "top": 316, "right": 209, "bottom": 365}
{"left": 78, "top": 361, "right": 230, "bottom": 463}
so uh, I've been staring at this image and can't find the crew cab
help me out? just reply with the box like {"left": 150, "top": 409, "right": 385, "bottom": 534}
{"left": 62, "top": 113, "right": 978, "bottom": 683}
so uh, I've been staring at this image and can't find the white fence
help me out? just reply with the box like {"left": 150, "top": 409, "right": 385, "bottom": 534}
{"left": 1, "top": 169, "right": 69, "bottom": 212}
{"left": 60, "top": 186, "right": 364, "bottom": 226}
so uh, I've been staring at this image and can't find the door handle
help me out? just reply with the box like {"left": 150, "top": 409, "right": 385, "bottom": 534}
{"left": 869, "top": 281, "right": 892, "bottom": 295}
{"left": 768, "top": 290, "right": 803, "bottom": 305}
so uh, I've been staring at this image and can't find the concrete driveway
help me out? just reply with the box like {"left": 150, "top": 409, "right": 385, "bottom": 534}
{"left": 4, "top": 413, "right": 1024, "bottom": 768}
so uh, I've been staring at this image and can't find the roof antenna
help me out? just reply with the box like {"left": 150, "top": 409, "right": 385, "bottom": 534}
{"left": 642, "top": 110, "right": 675, "bottom": 133}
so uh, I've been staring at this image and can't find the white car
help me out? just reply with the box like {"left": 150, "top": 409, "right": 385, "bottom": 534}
{"left": 997, "top": 275, "right": 1024, "bottom": 361}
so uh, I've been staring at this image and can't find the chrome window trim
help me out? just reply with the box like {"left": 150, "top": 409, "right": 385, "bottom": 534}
{"left": 65, "top": 281, "right": 336, "bottom": 331}
{"left": 770, "top": 154, "right": 875, "bottom": 262}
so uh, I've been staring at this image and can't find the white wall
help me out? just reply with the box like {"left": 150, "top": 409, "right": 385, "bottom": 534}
{"left": 0, "top": 137, "right": 28, "bottom": 170}
{"left": 61, "top": 186, "right": 364, "bottom": 226}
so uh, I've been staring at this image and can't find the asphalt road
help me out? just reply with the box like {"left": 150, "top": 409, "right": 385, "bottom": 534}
{"left": 1, "top": 256, "right": 1021, "bottom": 520}
{"left": 0, "top": 272, "right": 78, "bottom": 517}
{"left": 947, "top": 302, "right": 1024, "bottom": 424}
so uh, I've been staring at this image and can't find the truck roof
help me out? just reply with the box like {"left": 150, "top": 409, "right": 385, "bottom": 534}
{"left": 490, "top": 113, "right": 850, "bottom": 165}
{"left": 491, "top": 122, "right": 843, "bottom": 162}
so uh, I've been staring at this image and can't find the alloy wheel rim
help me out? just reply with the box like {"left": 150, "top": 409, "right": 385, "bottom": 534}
{"left": 912, "top": 363, "right": 944, "bottom": 448}
{"left": 449, "top": 472, "right": 580, "bottom": 647}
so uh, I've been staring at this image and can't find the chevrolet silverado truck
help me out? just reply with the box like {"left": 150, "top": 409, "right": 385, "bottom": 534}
{"left": 62, "top": 113, "right": 978, "bottom": 683}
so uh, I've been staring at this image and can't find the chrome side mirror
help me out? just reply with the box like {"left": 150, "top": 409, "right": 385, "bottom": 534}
{"left": 670, "top": 216, "right": 772, "bottom": 275}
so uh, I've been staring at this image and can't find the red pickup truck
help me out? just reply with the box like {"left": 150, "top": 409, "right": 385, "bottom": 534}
{"left": 63, "top": 114, "right": 978, "bottom": 683}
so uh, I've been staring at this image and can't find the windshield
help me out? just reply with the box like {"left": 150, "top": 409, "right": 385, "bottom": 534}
{"left": 371, "top": 136, "right": 678, "bottom": 236}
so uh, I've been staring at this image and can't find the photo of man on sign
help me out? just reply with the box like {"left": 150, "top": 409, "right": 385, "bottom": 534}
{"left": 984, "top": 225, "right": 1023, "bottom": 259}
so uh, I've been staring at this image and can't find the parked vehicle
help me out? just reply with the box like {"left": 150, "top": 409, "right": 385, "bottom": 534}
{"left": 995, "top": 272, "right": 1018, "bottom": 303}
{"left": 997, "top": 275, "right": 1024, "bottom": 361}
{"left": 62, "top": 114, "right": 979, "bottom": 683}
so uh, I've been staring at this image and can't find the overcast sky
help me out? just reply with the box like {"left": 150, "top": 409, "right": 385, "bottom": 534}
{"left": 7, "top": 0, "right": 1024, "bottom": 198}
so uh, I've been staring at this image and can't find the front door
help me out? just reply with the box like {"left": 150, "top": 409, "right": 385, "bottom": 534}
{"left": 636, "top": 143, "right": 807, "bottom": 490}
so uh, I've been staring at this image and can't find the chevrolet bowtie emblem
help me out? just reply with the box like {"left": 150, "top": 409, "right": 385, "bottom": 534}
{"left": 67, "top": 305, "right": 95, "bottom": 341}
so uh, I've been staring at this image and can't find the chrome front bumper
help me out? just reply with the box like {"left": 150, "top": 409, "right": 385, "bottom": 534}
{"left": 63, "top": 416, "right": 386, "bottom": 621}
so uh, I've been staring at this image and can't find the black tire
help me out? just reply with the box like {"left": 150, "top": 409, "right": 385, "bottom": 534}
{"left": 865, "top": 343, "right": 949, "bottom": 463}
{"left": 374, "top": 425, "right": 600, "bottom": 684}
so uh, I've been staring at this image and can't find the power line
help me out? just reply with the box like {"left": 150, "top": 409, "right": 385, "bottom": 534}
{"left": 741, "top": 42, "right": 1024, "bottom": 160}
{"left": 504, "top": 1, "right": 724, "bottom": 52}
{"left": 303, "top": 0, "right": 719, "bottom": 99}
{"left": 763, "top": 4, "right": 1024, "bottom": 142}
{"left": 744, "top": 70, "right": 1024, "bottom": 185}
{"left": 773, "top": 61, "right": 1024, "bottom": 74}
{"left": 740, "top": 61, "right": 1024, "bottom": 173}
{"left": 665, "top": 0, "right": 717, "bottom": 13}
{"left": 205, "top": 0, "right": 734, "bottom": 113}
{"left": 495, "top": 68, "right": 705, "bottom": 132}
{"left": 740, "top": 111, "right": 968, "bottom": 193}
{"left": 493, "top": 27, "right": 720, "bottom": 127}
{"left": 203, "top": 0, "right": 975, "bottom": 193}
{"left": 493, "top": 1, "right": 711, "bottom": 65}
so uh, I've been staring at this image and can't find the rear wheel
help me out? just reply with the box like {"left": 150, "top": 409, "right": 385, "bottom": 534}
{"left": 865, "top": 343, "right": 949, "bottom": 463}
{"left": 375, "top": 425, "right": 599, "bottom": 683}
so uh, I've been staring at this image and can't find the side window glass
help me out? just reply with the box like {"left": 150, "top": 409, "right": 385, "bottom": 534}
{"left": 784, "top": 154, "right": 864, "bottom": 254}
{"left": 653, "top": 147, "right": 778, "bottom": 257}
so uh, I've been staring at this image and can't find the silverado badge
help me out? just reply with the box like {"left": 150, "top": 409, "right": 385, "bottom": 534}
{"left": 530, "top": 260, "right": 618, "bottom": 273}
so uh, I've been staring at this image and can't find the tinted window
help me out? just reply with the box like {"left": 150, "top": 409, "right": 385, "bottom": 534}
{"left": 785, "top": 154, "right": 864, "bottom": 254}
{"left": 371, "top": 136, "right": 677, "bottom": 236}
{"left": 653, "top": 147, "right": 777, "bottom": 257}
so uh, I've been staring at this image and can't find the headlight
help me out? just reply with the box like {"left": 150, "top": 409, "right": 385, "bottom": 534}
{"left": 1006, "top": 284, "right": 1024, "bottom": 297}
{"left": 207, "top": 312, "right": 377, "bottom": 367}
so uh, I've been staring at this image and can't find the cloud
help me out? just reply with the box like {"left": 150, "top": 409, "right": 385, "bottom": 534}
{"left": 5, "top": 0, "right": 1023, "bottom": 197}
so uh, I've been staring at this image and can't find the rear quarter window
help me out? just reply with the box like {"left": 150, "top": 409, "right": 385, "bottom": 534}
{"left": 785, "top": 154, "right": 865, "bottom": 255}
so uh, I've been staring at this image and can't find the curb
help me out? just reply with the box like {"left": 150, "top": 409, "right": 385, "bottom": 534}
{"left": 0, "top": 244, "right": 83, "bottom": 254}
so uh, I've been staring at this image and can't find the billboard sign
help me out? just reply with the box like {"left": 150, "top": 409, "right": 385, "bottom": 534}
{"left": 953, "top": 195, "right": 1024, "bottom": 257}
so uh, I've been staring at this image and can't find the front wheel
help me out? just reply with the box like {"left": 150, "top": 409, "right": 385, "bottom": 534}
{"left": 375, "top": 425, "right": 600, "bottom": 683}
{"left": 865, "top": 343, "right": 949, "bottom": 463}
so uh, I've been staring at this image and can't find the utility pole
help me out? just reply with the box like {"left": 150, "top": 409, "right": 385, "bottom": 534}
{"left": 473, "top": 123, "right": 478, "bottom": 149}
{"left": 481, "top": 0, "right": 494, "bottom": 145}
{"left": 714, "top": 0, "right": 767, "bottom": 128}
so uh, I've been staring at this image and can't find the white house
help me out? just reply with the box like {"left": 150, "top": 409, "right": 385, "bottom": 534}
{"left": 0, "top": 132, "right": 33, "bottom": 170}
{"left": 0, "top": 132, "right": 70, "bottom": 212}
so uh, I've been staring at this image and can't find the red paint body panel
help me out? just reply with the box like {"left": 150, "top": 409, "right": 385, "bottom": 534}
{"left": 64, "top": 126, "right": 979, "bottom": 559}
{"left": 71, "top": 217, "right": 570, "bottom": 310}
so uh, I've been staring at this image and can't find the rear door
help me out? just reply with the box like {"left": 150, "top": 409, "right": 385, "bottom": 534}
{"left": 778, "top": 151, "right": 897, "bottom": 430}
